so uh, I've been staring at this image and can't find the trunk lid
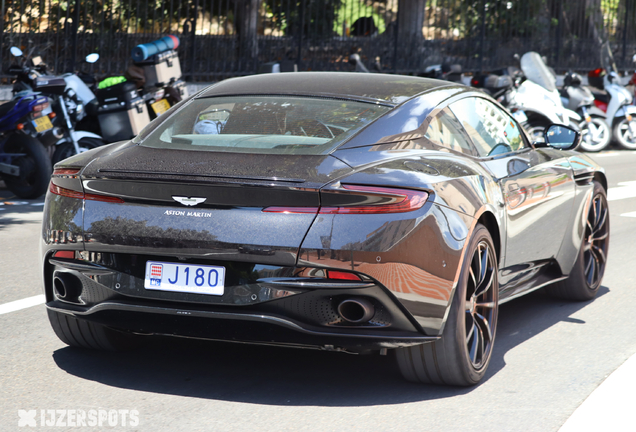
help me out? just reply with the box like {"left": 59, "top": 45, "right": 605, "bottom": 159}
{"left": 80, "top": 144, "right": 353, "bottom": 265}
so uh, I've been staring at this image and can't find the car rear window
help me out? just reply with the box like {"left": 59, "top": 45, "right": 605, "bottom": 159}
{"left": 139, "top": 96, "right": 391, "bottom": 155}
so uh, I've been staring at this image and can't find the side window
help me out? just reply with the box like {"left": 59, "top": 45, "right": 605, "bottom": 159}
{"left": 449, "top": 97, "right": 524, "bottom": 157}
{"left": 425, "top": 108, "right": 477, "bottom": 156}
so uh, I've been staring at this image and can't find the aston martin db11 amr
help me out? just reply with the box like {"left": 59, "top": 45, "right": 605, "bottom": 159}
{"left": 42, "top": 73, "right": 609, "bottom": 386}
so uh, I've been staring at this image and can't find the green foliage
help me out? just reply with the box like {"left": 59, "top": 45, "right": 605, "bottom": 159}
{"left": 265, "top": 0, "right": 343, "bottom": 36}
{"left": 332, "top": 0, "right": 386, "bottom": 35}
{"left": 450, "top": 0, "right": 552, "bottom": 39}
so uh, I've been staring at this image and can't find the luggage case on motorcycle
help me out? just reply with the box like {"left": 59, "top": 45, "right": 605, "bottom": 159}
{"left": 95, "top": 82, "right": 150, "bottom": 142}
{"left": 171, "top": 79, "right": 188, "bottom": 99}
{"left": 134, "top": 49, "right": 182, "bottom": 88}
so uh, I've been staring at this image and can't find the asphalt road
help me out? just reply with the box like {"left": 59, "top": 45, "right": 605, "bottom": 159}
{"left": 1, "top": 149, "right": 636, "bottom": 431}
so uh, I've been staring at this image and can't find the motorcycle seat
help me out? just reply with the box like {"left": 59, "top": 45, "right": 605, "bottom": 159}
{"left": 0, "top": 99, "right": 19, "bottom": 120}
{"left": 589, "top": 87, "right": 610, "bottom": 104}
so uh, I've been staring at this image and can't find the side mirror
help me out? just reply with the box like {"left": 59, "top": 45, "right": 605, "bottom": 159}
{"left": 85, "top": 53, "right": 99, "bottom": 64}
{"left": 633, "top": 53, "right": 636, "bottom": 64}
{"left": 10, "top": 46, "right": 23, "bottom": 57}
{"left": 535, "top": 124, "right": 580, "bottom": 150}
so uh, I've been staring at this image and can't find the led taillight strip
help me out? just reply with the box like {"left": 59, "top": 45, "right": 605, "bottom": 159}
{"left": 53, "top": 168, "right": 81, "bottom": 176}
{"left": 49, "top": 183, "right": 124, "bottom": 203}
{"left": 263, "top": 185, "right": 429, "bottom": 215}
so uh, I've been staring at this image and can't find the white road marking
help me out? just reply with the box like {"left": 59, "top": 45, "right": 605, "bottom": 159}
{"left": 30, "top": 203, "right": 45, "bottom": 206}
{"left": 607, "top": 181, "right": 636, "bottom": 201}
{"left": 593, "top": 151, "right": 636, "bottom": 157}
{"left": 559, "top": 353, "right": 636, "bottom": 431}
{"left": 620, "top": 211, "right": 636, "bottom": 218}
{"left": 0, "top": 295, "right": 45, "bottom": 315}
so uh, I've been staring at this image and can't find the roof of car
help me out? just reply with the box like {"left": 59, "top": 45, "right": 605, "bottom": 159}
{"left": 197, "top": 72, "right": 456, "bottom": 105}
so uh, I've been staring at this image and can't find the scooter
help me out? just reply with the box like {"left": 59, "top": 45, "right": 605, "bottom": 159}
{"left": 8, "top": 46, "right": 106, "bottom": 164}
{"left": 560, "top": 71, "right": 611, "bottom": 152}
{"left": 514, "top": 52, "right": 582, "bottom": 140}
{"left": 0, "top": 93, "right": 54, "bottom": 198}
{"left": 471, "top": 54, "right": 581, "bottom": 142}
{"left": 587, "top": 42, "right": 636, "bottom": 150}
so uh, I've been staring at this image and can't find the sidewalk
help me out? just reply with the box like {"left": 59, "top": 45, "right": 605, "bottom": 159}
{"left": 559, "top": 352, "right": 636, "bottom": 431}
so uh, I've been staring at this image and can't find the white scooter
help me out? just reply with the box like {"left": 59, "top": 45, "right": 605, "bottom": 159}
{"left": 511, "top": 52, "right": 582, "bottom": 141}
{"left": 587, "top": 42, "right": 636, "bottom": 149}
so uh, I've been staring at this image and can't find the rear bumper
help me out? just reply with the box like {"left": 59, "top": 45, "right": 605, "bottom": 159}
{"left": 44, "top": 253, "right": 438, "bottom": 352}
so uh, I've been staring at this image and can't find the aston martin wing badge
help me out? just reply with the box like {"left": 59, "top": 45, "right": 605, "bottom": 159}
{"left": 172, "top": 196, "right": 207, "bottom": 206}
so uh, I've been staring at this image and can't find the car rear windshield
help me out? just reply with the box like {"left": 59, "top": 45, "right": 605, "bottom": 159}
{"left": 139, "top": 96, "right": 390, "bottom": 155}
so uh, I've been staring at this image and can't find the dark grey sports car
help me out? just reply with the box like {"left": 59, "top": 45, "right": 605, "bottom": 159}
{"left": 41, "top": 72, "right": 609, "bottom": 386}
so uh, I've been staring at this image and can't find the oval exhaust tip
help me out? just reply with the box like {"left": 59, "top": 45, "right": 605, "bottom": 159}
{"left": 53, "top": 276, "right": 67, "bottom": 299}
{"left": 337, "top": 298, "right": 375, "bottom": 323}
{"left": 52, "top": 272, "right": 82, "bottom": 302}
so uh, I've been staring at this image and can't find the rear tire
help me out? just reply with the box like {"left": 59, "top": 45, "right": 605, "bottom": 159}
{"left": 394, "top": 224, "right": 499, "bottom": 386}
{"left": 2, "top": 134, "right": 52, "bottom": 199}
{"left": 47, "top": 309, "right": 139, "bottom": 351}
{"left": 52, "top": 137, "right": 105, "bottom": 165}
{"left": 546, "top": 181, "right": 609, "bottom": 300}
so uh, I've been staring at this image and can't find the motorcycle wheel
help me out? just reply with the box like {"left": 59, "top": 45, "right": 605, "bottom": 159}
{"left": 613, "top": 117, "right": 636, "bottom": 150}
{"left": 2, "top": 134, "right": 52, "bottom": 199}
{"left": 521, "top": 121, "right": 549, "bottom": 143}
{"left": 579, "top": 116, "right": 612, "bottom": 152}
{"left": 52, "top": 137, "right": 105, "bottom": 165}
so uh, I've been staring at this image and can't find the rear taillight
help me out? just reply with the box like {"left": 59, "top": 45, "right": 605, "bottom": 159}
{"left": 49, "top": 183, "right": 84, "bottom": 199}
{"left": 53, "top": 250, "right": 76, "bottom": 259}
{"left": 326, "top": 270, "right": 362, "bottom": 281}
{"left": 263, "top": 185, "right": 429, "bottom": 215}
{"left": 49, "top": 183, "right": 125, "bottom": 203}
{"left": 53, "top": 168, "right": 81, "bottom": 176}
{"left": 33, "top": 101, "right": 49, "bottom": 112}
{"left": 50, "top": 169, "right": 124, "bottom": 203}
{"left": 32, "top": 101, "right": 50, "bottom": 118}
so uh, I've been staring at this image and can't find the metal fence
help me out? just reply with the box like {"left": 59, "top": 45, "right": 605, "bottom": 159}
{"left": 2, "top": 0, "right": 636, "bottom": 82}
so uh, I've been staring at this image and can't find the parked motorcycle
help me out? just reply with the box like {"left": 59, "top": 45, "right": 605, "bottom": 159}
{"left": 515, "top": 52, "right": 582, "bottom": 139}
{"left": 421, "top": 63, "right": 463, "bottom": 82}
{"left": 471, "top": 53, "right": 581, "bottom": 142}
{"left": 0, "top": 93, "right": 54, "bottom": 198}
{"left": 8, "top": 46, "right": 106, "bottom": 164}
{"left": 586, "top": 42, "right": 636, "bottom": 149}
{"left": 560, "top": 71, "right": 611, "bottom": 152}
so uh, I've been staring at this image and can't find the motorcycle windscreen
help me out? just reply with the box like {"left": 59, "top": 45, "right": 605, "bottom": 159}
{"left": 520, "top": 52, "right": 557, "bottom": 92}
{"left": 601, "top": 42, "right": 619, "bottom": 75}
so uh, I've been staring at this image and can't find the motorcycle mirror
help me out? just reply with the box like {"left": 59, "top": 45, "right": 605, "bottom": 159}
{"left": 10, "top": 47, "right": 23, "bottom": 57}
{"left": 632, "top": 53, "right": 636, "bottom": 64}
{"left": 85, "top": 53, "right": 99, "bottom": 63}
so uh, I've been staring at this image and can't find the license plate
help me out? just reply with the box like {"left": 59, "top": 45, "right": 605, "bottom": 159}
{"left": 151, "top": 98, "right": 171, "bottom": 116}
{"left": 512, "top": 110, "right": 528, "bottom": 123}
{"left": 32, "top": 116, "right": 53, "bottom": 133}
{"left": 144, "top": 261, "right": 225, "bottom": 296}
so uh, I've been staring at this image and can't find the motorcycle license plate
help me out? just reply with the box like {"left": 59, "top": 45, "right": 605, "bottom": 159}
{"left": 32, "top": 116, "right": 53, "bottom": 133}
{"left": 512, "top": 111, "right": 528, "bottom": 123}
{"left": 151, "top": 99, "right": 171, "bottom": 116}
{"left": 144, "top": 261, "right": 225, "bottom": 296}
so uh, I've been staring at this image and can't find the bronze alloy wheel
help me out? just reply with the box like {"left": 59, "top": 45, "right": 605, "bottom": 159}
{"left": 465, "top": 240, "right": 497, "bottom": 369}
{"left": 395, "top": 224, "right": 499, "bottom": 386}
{"left": 547, "top": 181, "right": 609, "bottom": 301}
{"left": 583, "top": 191, "right": 609, "bottom": 289}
